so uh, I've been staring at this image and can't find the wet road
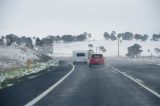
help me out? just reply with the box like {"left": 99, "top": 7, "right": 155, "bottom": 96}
{"left": 0, "top": 58, "right": 160, "bottom": 106}
{"left": 35, "top": 58, "right": 160, "bottom": 106}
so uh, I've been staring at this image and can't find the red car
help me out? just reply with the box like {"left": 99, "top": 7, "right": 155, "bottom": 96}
{"left": 89, "top": 54, "right": 105, "bottom": 67}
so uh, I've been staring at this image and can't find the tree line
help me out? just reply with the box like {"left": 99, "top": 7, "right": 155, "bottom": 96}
{"left": 0, "top": 32, "right": 91, "bottom": 48}
{"left": 103, "top": 31, "right": 160, "bottom": 41}
{"left": 0, "top": 34, "right": 33, "bottom": 48}
{"left": 0, "top": 31, "right": 159, "bottom": 48}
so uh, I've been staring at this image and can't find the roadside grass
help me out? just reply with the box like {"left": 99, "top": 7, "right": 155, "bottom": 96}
{"left": 0, "top": 60, "right": 58, "bottom": 90}
{"left": 0, "top": 62, "right": 48, "bottom": 89}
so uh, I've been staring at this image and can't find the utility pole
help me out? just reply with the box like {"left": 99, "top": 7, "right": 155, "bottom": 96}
{"left": 118, "top": 37, "right": 120, "bottom": 57}
{"left": 96, "top": 47, "right": 97, "bottom": 53}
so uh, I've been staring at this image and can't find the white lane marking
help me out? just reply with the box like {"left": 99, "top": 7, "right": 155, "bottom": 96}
{"left": 25, "top": 62, "right": 75, "bottom": 106}
{"left": 111, "top": 66, "right": 160, "bottom": 98}
{"left": 136, "top": 79, "right": 143, "bottom": 83}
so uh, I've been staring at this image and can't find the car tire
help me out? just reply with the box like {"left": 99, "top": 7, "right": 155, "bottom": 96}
{"left": 89, "top": 64, "right": 92, "bottom": 68}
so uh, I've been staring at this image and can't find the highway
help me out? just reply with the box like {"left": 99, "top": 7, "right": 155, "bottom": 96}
{"left": 0, "top": 58, "right": 160, "bottom": 106}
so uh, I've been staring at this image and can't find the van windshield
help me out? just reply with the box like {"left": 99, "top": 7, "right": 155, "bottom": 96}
{"left": 77, "top": 53, "right": 85, "bottom": 57}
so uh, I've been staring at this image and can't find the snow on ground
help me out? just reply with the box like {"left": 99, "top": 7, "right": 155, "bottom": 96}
{"left": 0, "top": 44, "right": 59, "bottom": 88}
{"left": 0, "top": 46, "right": 40, "bottom": 71}
{"left": 0, "top": 60, "right": 58, "bottom": 89}
{"left": 53, "top": 39, "right": 160, "bottom": 57}
{"left": 0, "top": 39, "right": 159, "bottom": 89}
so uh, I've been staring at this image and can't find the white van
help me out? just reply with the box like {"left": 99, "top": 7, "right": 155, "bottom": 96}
{"left": 73, "top": 50, "right": 89, "bottom": 64}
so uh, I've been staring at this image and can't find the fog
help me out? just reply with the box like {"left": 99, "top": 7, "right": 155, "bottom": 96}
{"left": 0, "top": 0, "right": 160, "bottom": 37}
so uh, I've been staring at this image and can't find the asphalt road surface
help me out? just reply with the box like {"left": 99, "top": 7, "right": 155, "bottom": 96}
{"left": 1, "top": 58, "right": 160, "bottom": 106}
{"left": 0, "top": 61, "right": 72, "bottom": 106}
{"left": 35, "top": 58, "right": 160, "bottom": 106}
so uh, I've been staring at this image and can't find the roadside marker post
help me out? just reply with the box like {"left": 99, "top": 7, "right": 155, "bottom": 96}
{"left": 28, "top": 59, "right": 32, "bottom": 72}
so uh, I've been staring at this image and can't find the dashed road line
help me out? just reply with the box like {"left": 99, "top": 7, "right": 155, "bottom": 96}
{"left": 111, "top": 66, "right": 160, "bottom": 98}
{"left": 25, "top": 62, "right": 75, "bottom": 106}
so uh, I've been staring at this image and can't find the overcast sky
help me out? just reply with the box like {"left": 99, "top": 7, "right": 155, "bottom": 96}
{"left": 0, "top": 0, "right": 159, "bottom": 38}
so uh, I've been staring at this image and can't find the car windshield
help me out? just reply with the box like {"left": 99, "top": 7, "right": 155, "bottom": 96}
{"left": 0, "top": 0, "right": 160, "bottom": 106}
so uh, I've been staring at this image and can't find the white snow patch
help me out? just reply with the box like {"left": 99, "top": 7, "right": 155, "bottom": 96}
{"left": 0, "top": 46, "right": 40, "bottom": 70}
{"left": 0, "top": 45, "right": 59, "bottom": 88}
{"left": 53, "top": 39, "right": 160, "bottom": 57}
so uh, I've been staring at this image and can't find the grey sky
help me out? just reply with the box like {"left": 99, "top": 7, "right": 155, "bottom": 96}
{"left": 0, "top": 0, "right": 159, "bottom": 38}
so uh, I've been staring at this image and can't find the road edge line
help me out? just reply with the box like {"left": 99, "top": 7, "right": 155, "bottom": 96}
{"left": 25, "top": 62, "right": 75, "bottom": 106}
{"left": 111, "top": 66, "right": 160, "bottom": 98}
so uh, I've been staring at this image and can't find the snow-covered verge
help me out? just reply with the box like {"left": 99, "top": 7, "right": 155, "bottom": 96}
{"left": 53, "top": 39, "right": 160, "bottom": 57}
{"left": 0, "top": 45, "right": 41, "bottom": 71}
{"left": 0, "top": 60, "right": 58, "bottom": 89}
{"left": 0, "top": 45, "right": 58, "bottom": 89}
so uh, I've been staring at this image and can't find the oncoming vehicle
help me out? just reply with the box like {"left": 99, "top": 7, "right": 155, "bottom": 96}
{"left": 89, "top": 54, "right": 105, "bottom": 67}
{"left": 73, "top": 50, "right": 89, "bottom": 64}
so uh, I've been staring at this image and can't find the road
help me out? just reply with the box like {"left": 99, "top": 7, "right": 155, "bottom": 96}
{"left": 35, "top": 58, "right": 160, "bottom": 106}
{"left": 1, "top": 58, "right": 160, "bottom": 106}
{"left": 0, "top": 61, "right": 72, "bottom": 106}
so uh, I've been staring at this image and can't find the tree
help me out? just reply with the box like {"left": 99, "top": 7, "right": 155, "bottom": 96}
{"left": 103, "top": 32, "right": 110, "bottom": 40}
{"left": 99, "top": 46, "right": 107, "bottom": 54}
{"left": 151, "top": 34, "right": 160, "bottom": 41}
{"left": 35, "top": 38, "right": 43, "bottom": 46}
{"left": 134, "top": 34, "right": 142, "bottom": 40}
{"left": 88, "top": 44, "right": 93, "bottom": 50}
{"left": 122, "top": 32, "right": 133, "bottom": 40}
{"left": 0, "top": 39, "right": 4, "bottom": 45}
{"left": 41, "top": 37, "right": 53, "bottom": 45}
{"left": 134, "top": 34, "right": 148, "bottom": 41}
{"left": 62, "top": 35, "right": 74, "bottom": 43}
{"left": 117, "top": 33, "right": 122, "bottom": 39}
{"left": 20, "top": 36, "right": 33, "bottom": 48}
{"left": 25, "top": 37, "right": 33, "bottom": 48}
{"left": 141, "top": 34, "right": 149, "bottom": 41}
{"left": 76, "top": 34, "right": 87, "bottom": 41}
{"left": 1, "top": 36, "right": 5, "bottom": 40}
{"left": 55, "top": 35, "right": 61, "bottom": 41}
{"left": 6, "top": 34, "right": 13, "bottom": 46}
{"left": 126, "top": 44, "right": 143, "bottom": 57}
{"left": 110, "top": 31, "right": 117, "bottom": 41}
{"left": 5, "top": 34, "right": 22, "bottom": 45}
